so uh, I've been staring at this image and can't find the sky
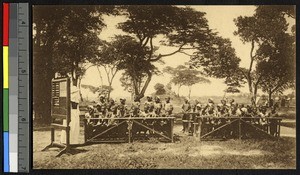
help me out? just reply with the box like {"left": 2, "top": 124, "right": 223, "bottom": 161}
{"left": 80, "top": 5, "right": 295, "bottom": 100}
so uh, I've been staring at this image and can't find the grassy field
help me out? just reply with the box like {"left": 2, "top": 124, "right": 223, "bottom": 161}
{"left": 33, "top": 124, "right": 296, "bottom": 169}
{"left": 33, "top": 96, "right": 296, "bottom": 169}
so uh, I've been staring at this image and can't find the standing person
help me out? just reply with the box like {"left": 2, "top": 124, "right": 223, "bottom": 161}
{"left": 107, "top": 98, "right": 118, "bottom": 126}
{"left": 85, "top": 105, "right": 96, "bottom": 125}
{"left": 240, "top": 104, "right": 248, "bottom": 117}
{"left": 191, "top": 99, "right": 199, "bottom": 112}
{"left": 181, "top": 98, "right": 191, "bottom": 132}
{"left": 206, "top": 98, "right": 216, "bottom": 116}
{"left": 107, "top": 99, "right": 118, "bottom": 117}
{"left": 195, "top": 103, "right": 202, "bottom": 114}
{"left": 258, "top": 106, "right": 268, "bottom": 131}
{"left": 154, "top": 96, "right": 163, "bottom": 116}
{"left": 130, "top": 96, "right": 141, "bottom": 117}
{"left": 117, "top": 98, "right": 128, "bottom": 117}
{"left": 220, "top": 99, "right": 230, "bottom": 117}
{"left": 95, "top": 94, "right": 108, "bottom": 126}
{"left": 144, "top": 96, "right": 154, "bottom": 116}
{"left": 68, "top": 81, "right": 81, "bottom": 144}
{"left": 96, "top": 95, "right": 107, "bottom": 117}
{"left": 163, "top": 97, "right": 174, "bottom": 116}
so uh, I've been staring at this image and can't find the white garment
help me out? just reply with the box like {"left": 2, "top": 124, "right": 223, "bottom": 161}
{"left": 70, "top": 85, "right": 80, "bottom": 144}
{"left": 60, "top": 84, "right": 81, "bottom": 145}
{"left": 59, "top": 108, "right": 80, "bottom": 144}
{"left": 69, "top": 107, "right": 80, "bottom": 144}
{"left": 60, "top": 119, "right": 67, "bottom": 144}
{"left": 71, "top": 85, "right": 80, "bottom": 103}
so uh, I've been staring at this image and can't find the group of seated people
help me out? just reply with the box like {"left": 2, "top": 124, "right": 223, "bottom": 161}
{"left": 182, "top": 98, "right": 279, "bottom": 118}
{"left": 182, "top": 98, "right": 280, "bottom": 135}
{"left": 84, "top": 95, "right": 174, "bottom": 126}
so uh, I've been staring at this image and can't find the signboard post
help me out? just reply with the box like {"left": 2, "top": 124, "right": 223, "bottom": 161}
{"left": 42, "top": 77, "right": 72, "bottom": 157}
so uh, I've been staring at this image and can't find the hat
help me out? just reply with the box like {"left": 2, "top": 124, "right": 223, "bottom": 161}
{"left": 88, "top": 105, "right": 94, "bottom": 109}
{"left": 99, "top": 94, "right": 105, "bottom": 98}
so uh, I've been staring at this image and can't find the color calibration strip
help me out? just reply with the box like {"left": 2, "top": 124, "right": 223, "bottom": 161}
{"left": 3, "top": 3, "right": 29, "bottom": 173}
{"left": 3, "top": 3, "right": 10, "bottom": 172}
{"left": 9, "top": 3, "right": 19, "bottom": 173}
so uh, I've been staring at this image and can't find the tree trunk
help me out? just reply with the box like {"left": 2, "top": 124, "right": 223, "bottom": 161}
{"left": 247, "top": 39, "right": 257, "bottom": 107}
{"left": 188, "top": 86, "right": 192, "bottom": 99}
{"left": 177, "top": 85, "right": 181, "bottom": 97}
{"left": 268, "top": 90, "right": 273, "bottom": 107}
{"left": 96, "top": 66, "right": 104, "bottom": 87}
{"left": 134, "top": 72, "right": 152, "bottom": 100}
{"left": 107, "top": 81, "right": 112, "bottom": 100}
{"left": 78, "top": 77, "right": 83, "bottom": 102}
{"left": 253, "top": 83, "right": 258, "bottom": 107}
{"left": 247, "top": 81, "right": 255, "bottom": 106}
{"left": 223, "top": 90, "right": 227, "bottom": 100}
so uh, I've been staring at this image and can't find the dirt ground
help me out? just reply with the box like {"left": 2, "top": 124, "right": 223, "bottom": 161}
{"left": 33, "top": 124, "right": 296, "bottom": 169}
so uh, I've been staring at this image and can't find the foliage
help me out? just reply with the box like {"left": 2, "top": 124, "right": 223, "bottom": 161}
{"left": 257, "top": 33, "right": 295, "bottom": 98}
{"left": 33, "top": 5, "right": 115, "bottom": 122}
{"left": 189, "top": 36, "right": 241, "bottom": 79}
{"left": 154, "top": 83, "right": 166, "bottom": 95}
{"left": 81, "top": 84, "right": 113, "bottom": 95}
{"left": 164, "top": 65, "right": 210, "bottom": 98}
{"left": 225, "top": 87, "right": 240, "bottom": 94}
{"left": 115, "top": 5, "right": 216, "bottom": 99}
{"left": 233, "top": 5, "right": 295, "bottom": 105}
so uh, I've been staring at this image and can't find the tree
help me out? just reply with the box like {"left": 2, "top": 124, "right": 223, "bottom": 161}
{"left": 234, "top": 5, "right": 295, "bottom": 106}
{"left": 154, "top": 83, "right": 166, "bottom": 95}
{"left": 164, "top": 65, "right": 187, "bottom": 96}
{"left": 223, "top": 87, "right": 240, "bottom": 99}
{"left": 96, "top": 85, "right": 114, "bottom": 97}
{"left": 188, "top": 36, "right": 242, "bottom": 98}
{"left": 165, "top": 82, "right": 173, "bottom": 94}
{"left": 256, "top": 33, "right": 295, "bottom": 106}
{"left": 91, "top": 38, "right": 123, "bottom": 99}
{"left": 115, "top": 5, "right": 217, "bottom": 100}
{"left": 164, "top": 65, "right": 210, "bottom": 99}
{"left": 33, "top": 6, "right": 115, "bottom": 123}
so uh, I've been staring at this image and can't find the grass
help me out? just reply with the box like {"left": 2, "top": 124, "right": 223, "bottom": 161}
{"left": 33, "top": 96, "right": 296, "bottom": 169}
{"left": 33, "top": 124, "right": 296, "bottom": 169}
{"left": 281, "top": 122, "right": 296, "bottom": 128}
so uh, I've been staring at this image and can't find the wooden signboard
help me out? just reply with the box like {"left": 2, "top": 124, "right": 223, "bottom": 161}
{"left": 43, "top": 77, "right": 72, "bottom": 157}
{"left": 51, "top": 78, "right": 70, "bottom": 125}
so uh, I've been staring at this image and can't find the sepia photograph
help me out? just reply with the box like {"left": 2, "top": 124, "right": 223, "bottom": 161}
{"left": 32, "top": 5, "right": 296, "bottom": 169}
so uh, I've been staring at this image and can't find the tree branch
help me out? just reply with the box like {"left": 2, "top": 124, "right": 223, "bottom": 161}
{"left": 249, "top": 39, "right": 256, "bottom": 73}
{"left": 148, "top": 37, "right": 154, "bottom": 60}
{"left": 142, "top": 36, "right": 150, "bottom": 48}
{"left": 271, "top": 79, "right": 286, "bottom": 94}
{"left": 150, "top": 43, "right": 186, "bottom": 62}
{"left": 179, "top": 51, "right": 194, "bottom": 57}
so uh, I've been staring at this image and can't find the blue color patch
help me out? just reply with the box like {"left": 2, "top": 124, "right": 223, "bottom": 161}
{"left": 4, "top": 132, "right": 10, "bottom": 172}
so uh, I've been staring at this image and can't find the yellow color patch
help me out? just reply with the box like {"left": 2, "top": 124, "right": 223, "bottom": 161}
{"left": 3, "top": 46, "right": 9, "bottom": 88}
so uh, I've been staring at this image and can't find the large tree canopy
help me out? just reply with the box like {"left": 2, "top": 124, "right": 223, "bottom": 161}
{"left": 33, "top": 5, "right": 115, "bottom": 122}
{"left": 114, "top": 5, "right": 235, "bottom": 99}
{"left": 234, "top": 5, "right": 295, "bottom": 106}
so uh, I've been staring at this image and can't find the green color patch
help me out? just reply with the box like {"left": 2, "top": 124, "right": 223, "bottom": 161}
{"left": 3, "top": 89, "right": 9, "bottom": 131}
